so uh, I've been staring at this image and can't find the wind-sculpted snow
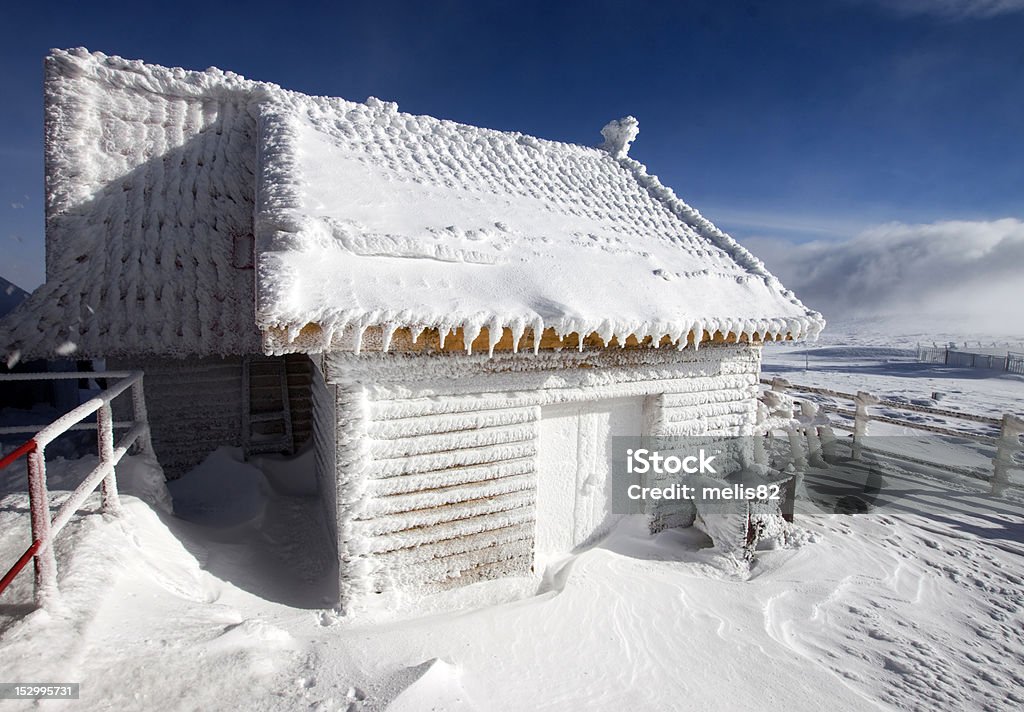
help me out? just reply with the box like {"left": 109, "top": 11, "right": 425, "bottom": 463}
{"left": 3, "top": 449, "right": 1022, "bottom": 710}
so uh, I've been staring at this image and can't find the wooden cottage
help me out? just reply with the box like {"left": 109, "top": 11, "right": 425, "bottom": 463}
{"left": 1, "top": 50, "right": 823, "bottom": 608}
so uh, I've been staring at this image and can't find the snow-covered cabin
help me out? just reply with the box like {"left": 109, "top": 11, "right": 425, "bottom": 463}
{"left": 2, "top": 49, "right": 823, "bottom": 606}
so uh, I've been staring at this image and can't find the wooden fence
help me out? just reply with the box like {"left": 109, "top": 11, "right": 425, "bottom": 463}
{"left": 762, "top": 377, "right": 1024, "bottom": 494}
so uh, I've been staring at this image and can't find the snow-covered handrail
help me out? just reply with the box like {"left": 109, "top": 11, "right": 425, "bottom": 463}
{"left": 0, "top": 371, "right": 151, "bottom": 608}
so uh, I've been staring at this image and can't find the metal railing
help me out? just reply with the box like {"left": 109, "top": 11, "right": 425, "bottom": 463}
{"left": 917, "top": 345, "right": 1024, "bottom": 374}
{"left": 0, "top": 371, "right": 151, "bottom": 608}
{"left": 1009, "top": 353, "right": 1024, "bottom": 376}
{"left": 761, "top": 377, "right": 1024, "bottom": 494}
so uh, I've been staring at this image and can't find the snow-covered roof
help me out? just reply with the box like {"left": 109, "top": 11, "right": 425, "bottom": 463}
{"left": 1, "top": 49, "right": 823, "bottom": 362}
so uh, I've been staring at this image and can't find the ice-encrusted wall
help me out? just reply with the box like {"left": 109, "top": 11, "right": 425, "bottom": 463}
{"left": 311, "top": 363, "right": 339, "bottom": 549}
{"left": 316, "top": 343, "right": 761, "bottom": 609}
{"left": 110, "top": 357, "right": 244, "bottom": 478}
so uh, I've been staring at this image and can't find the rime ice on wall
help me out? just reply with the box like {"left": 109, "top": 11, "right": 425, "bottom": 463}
{"left": 109, "top": 357, "right": 245, "bottom": 478}
{"left": 2, "top": 49, "right": 265, "bottom": 360}
{"left": 320, "top": 344, "right": 760, "bottom": 607}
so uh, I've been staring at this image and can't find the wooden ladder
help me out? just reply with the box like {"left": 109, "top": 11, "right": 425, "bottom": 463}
{"left": 242, "top": 355, "right": 294, "bottom": 456}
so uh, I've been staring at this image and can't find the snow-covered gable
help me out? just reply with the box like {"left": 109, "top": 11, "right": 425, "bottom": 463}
{"left": 1, "top": 49, "right": 823, "bottom": 363}
{"left": 2, "top": 49, "right": 268, "bottom": 361}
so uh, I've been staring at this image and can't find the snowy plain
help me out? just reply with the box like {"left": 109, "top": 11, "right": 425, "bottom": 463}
{"left": 0, "top": 331, "right": 1023, "bottom": 711}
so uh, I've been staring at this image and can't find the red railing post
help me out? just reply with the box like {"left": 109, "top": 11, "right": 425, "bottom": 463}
{"left": 0, "top": 540, "right": 42, "bottom": 594}
{"left": 131, "top": 376, "right": 153, "bottom": 454}
{"left": 0, "top": 371, "right": 151, "bottom": 607}
{"left": 0, "top": 440, "right": 37, "bottom": 470}
{"left": 26, "top": 448, "right": 58, "bottom": 605}
{"left": 97, "top": 403, "right": 121, "bottom": 515}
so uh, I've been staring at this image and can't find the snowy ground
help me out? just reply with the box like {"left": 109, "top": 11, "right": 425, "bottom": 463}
{"left": 1, "top": 338, "right": 1023, "bottom": 711}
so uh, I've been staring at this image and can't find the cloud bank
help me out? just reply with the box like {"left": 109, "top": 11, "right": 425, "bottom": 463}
{"left": 745, "top": 218, "right": 1024, "bottom": 335}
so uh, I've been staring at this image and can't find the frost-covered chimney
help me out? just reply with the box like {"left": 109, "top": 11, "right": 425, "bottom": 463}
{"left": 599, "top": 116, "right": 639, "bottom": 159}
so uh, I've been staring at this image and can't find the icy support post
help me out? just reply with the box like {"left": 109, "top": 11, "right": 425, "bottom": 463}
{"left": 787, "top": 425, "right": 807, "bottom": 476}
{"left": 852, "top": 391, "right": 879, "bottom": 461}
{"left": 27, "top": 449, "right": 58, "bottom": 605}
{"left": 131, "top": 376, "right": 153, "bottom": 454}
{"left": 800, "top": 401, "right": 833, "bottom": 469}
{"left": 97, "top": 403, "right": 121, "bottom": 515}
{"left": 818, "top": 424, "right": 838, "bottom": 464}
{"left": 991, "top": 414, "right": 1024, "bottom": 496}
{"left": 770, "top": 378, "right": 808, "bottom": 474}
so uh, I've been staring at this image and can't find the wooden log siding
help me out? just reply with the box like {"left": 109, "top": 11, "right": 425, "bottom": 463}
{"left": 109, "top": 356, "right": 244, "bottom": 478}
{"left": 651, "top": 374, "right": 759, "bottom": 436}
{"left": 321, "top": 343, "right": 762, "bottom": 606}
{"left": 357, "top": 398, "right": 539, "bottom": 593}
{"left": 285, "top": 354, "right": 314, "bottom": 449}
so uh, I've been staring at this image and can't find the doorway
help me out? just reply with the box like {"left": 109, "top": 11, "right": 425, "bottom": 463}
{"left": 534, "top": 396, "right": 645, "bottom": 568}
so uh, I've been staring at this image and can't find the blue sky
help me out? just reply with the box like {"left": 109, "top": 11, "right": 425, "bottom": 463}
{"left": 1, "top": 0, "right": 1023, "bottom": 293}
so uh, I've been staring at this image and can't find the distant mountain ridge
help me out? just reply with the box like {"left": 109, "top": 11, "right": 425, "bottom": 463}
{"left": 0, "top": 276, "right": 29, "bottom": 317}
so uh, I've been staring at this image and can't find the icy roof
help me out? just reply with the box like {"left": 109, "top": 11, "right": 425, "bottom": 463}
{"left": 1, "top": 49, "right": 823, "bottom": 362}
{"left": 255, "top": 101, "right": 823, "bottom": 353}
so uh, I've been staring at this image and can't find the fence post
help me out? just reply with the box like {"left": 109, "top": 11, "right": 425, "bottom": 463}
{"left": 991, "top": 414, "right": 1024, "bottom": 496}
{"left": 26, "top": 448, "right": 59, "bottom": 606}
{"left": 97, "top": 403, "right": 121, "bottom": 515}
{"left": 130, "top": 375, "right": 153, "bottom": 455}
{"left": 853, "top": 391, "right": 879, "bottom": 460}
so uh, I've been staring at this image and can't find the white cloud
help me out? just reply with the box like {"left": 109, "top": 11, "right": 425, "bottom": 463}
{"left": 863, "top": 0, "right": 1024, "bottom": 19}
{"left": 745, "top": 218, "right": 1024, "bottom": 334}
